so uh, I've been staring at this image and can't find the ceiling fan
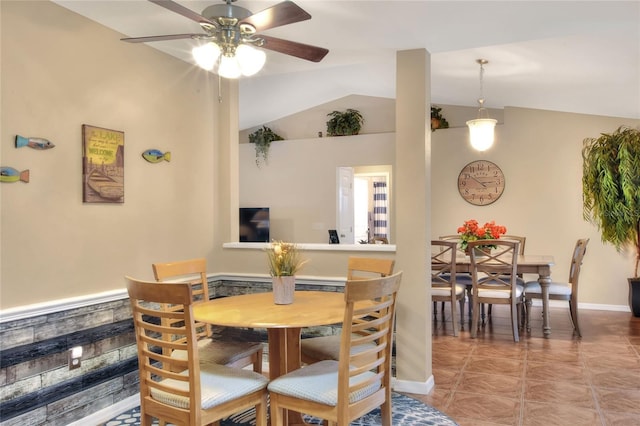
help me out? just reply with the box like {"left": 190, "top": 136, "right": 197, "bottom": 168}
{"left": 121, "top": 0, "right": 329, "bottom": 78}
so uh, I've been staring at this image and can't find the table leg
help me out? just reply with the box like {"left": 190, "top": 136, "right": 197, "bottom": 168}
{"left": 267, "top": 328, "right": 305, "bottom": 425}
{"left": 538, "top": 274, "right": 552, "bottom": 337}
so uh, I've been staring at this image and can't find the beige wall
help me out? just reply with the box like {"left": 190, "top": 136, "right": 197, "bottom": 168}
{"left": 1, "top": 1, "right": 219, "bottom": 308}
{"left": 239, "top": 133, "right": 395, "bottom": 243}
{"left": 3, "top": 1, "right": 639, "bottom": 312}
{"left": 239, "top": 99, "right": 640, "bottom": 308}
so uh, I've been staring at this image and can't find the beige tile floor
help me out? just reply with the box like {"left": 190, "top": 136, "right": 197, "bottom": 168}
{"left": 403, "top": 303, "right": 640, "bottom": 426}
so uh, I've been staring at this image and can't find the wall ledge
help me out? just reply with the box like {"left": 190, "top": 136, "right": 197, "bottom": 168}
{"left": 223, "top": 242, "right": 396, "bottom": 252}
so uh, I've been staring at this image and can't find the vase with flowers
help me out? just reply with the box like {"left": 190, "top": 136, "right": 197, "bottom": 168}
{"left": 266, "top": 241, "right": 307, "bottom": 304}
{"left": 457, "top": 219, "right": 507, "bottom": 254}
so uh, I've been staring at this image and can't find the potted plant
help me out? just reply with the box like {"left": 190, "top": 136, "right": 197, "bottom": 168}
{"left": 266, "top": 241, "right": 308, "bottom": 304}
{"left": 582, "top": 125, "right": 640, "bottom": 316}
{"left": 431, "top": 106, "right": 449, "bottom": 132}
{"left": 457, "top": 219, "right": 507, "bottom": 254}
{"left": 248, "top": 125, "right": 284, "bottom": 167}
{"left": 326, "top": 109, "right": 364, "bottom": 136}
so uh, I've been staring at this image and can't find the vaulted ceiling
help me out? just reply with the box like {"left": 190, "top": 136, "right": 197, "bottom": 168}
{"left": 54, "top": 0, "right": 640, "bottom": 130}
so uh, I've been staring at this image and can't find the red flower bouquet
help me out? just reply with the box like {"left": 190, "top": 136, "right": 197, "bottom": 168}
{"left": 457, "top": 219, "right": 507, "bottom": 251}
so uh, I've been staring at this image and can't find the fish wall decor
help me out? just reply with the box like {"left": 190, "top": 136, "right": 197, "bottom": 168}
{"left": 15, "top": 135, "right": 55, "bottom": 150}
{"left": 1, "top": 167, "right": 29, "bottom": 183}
{"left": 142, "top": 149, "right": 171, "bottom": 163}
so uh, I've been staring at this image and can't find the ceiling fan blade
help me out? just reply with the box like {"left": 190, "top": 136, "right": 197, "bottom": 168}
{"left": 121, "top": 33, "right": 201, "bottom": 43}
{"left": 148, "top": 0, "right": 218, "bottom": 27}
{"left": 240, "top": 1, "right": 310, "bottom": 32}
{"left": 260, "top": 35, "right": 328, "bottom": 62}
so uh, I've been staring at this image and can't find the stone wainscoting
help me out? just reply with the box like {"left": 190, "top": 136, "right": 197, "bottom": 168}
{"left": 0, "top": 277, "right": 343, "bottom": 426}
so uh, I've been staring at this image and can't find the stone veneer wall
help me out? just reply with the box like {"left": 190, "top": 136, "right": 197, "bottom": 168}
{"left": 0, "top": 279, "right": 343, "bottom": 425}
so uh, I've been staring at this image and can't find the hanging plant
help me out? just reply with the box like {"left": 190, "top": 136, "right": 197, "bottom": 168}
{"left": 431, "top": 106, "right": 449, "bottom": 132}
{"left": 326, "top": 109, "right": 364, "bottom": 136}
{"left": 248, "top": 125, "right": 284, "bottom": 167}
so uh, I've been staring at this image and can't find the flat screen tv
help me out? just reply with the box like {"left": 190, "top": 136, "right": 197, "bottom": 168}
{"left": 239, "top": 207, "right": 270, "bottom": 242}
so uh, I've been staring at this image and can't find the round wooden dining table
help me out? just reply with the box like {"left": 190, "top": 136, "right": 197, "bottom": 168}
{"left": 192, "top": 290, "right": 349, "bottom": 425}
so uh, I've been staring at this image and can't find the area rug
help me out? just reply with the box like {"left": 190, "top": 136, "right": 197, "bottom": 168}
{"left": 104, "top": 392, "right": 458, "bottom": 425}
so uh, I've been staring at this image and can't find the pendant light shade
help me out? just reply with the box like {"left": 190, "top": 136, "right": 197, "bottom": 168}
{"left": 467, "top": 118, "right": 497, "bottom": 151}
{"left": 467, "top": 59, "right": 496, "bottom": 151}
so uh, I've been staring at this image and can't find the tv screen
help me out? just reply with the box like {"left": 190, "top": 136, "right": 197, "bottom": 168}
{"left": 239, "top": 207, "right": 270, "bottom": 242}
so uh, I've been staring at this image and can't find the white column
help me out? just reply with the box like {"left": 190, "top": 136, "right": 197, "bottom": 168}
{"left": 393, "top": 49, "right": 433, "bottom": 394}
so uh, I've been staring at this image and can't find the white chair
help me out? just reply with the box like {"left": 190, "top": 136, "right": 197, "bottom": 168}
{"left": 268, "top": 272, "right": 402, "bottom": 426}
{"left": 524, "top": 238, "right": 589, "bottom": 336}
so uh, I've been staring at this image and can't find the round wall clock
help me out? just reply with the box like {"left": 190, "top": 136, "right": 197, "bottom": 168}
{"left": 457, "top": 160, "right": 505, "bottom": 206}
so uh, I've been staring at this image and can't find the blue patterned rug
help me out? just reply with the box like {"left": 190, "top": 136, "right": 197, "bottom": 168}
{"left": 104, "top": 392, "right": 457, "bottom": 425}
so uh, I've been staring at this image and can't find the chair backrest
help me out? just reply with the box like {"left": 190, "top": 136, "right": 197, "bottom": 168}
{"left": 347, "top": 257, "right": 395, "bottom": 280}
{"left": 469, "top": 239, "right": 519, "bottom": 297}
{"left": 502, "top": 235, "right": 526, "bottom": 255}
{"left": 431, "top": 240, "right": 457, "bottom": 289}
{"left": 569, "top": 238, "right": 589, "bottom": 286}
{"left": 337, "top": 272, "right": 402, "bottom": 414}
{"left": 126, "top": 277, "right": 202, "bottom": 422}
{"left": 152, "top": 258, "right": 211, "bottom": 341}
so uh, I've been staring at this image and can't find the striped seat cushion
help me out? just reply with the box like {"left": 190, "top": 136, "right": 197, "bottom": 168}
{"left": 267, "top": 360, "right": 381, "bottom": 406}
{"left": 150, "top": 362, "right": 267, "bottom": 410}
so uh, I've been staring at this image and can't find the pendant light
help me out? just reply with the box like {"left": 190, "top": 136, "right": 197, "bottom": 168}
{"left": 466, "top": 59, "right": 497, "bottom": 151}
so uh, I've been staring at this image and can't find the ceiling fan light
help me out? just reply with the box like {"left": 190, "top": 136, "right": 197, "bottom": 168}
{"left": 218, "top": 55, "right": 242, "bottom": 79}
{"left": 192, "top": 42, "right": 221, "bottom": 71}
{"left": 466, "top": 118, "right": 497, "bottom": 151}
{"left": 235, "top": 44, "right": 266, "bottom": 76}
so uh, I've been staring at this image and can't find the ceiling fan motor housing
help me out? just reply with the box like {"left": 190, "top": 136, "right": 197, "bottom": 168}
{"left": 202, "top": 4, "right": 252, "bottom": 21}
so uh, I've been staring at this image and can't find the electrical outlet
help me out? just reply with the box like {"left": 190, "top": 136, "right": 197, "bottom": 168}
{"left": 69, "top": 346, "right": 83, "bottom": 370}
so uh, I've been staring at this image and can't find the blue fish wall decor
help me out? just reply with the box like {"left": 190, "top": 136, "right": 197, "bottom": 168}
{"left": 1, "top": 167, "right": 30, "bottom": 183}
{"left": 142, "top": 149, "right": 171, "bottom": 163}
{"left": 15, "top": 135, "right": 55, "bottom": 150}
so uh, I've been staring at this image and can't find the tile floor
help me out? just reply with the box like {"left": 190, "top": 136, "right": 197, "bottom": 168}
{"left": 403, "top": 303, "right": 640, "bottom": 426}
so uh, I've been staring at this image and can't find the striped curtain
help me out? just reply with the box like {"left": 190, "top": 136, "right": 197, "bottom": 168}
{"left": 373, "top": 181, "right": 388, "bottom": 239}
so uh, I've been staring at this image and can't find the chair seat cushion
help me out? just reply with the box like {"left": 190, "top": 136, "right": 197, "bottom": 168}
{"left": 441, "top": 273, "right": 472, "bottom": 285}
{"left": 300, "top": 335, "right": 375, "bottom": 362}
{"left": 524, "top": 281, "right": 571, "bottom": 297}
{"left": 477, "top": 284, "right": 524, "bottom": 298}
{"left": 150, "top": 363, "right": 268, "bottom": 410}
{"left": 267, "top": 360, "right": 380, "bottom": 406}
{"left": 431, "top": 284, "right": 466, "bottom": 297}
{"left": 171, "top": 339, "right": 262, "bottom": 365}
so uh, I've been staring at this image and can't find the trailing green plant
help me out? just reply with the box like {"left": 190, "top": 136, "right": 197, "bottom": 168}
{"left": 248, "top": 125, "right": 284, "bottom": 167}
{"left": 430, "top": 106, "right": 449, "bottom": 131}
{"left": 582, "top": 125, "right": 640, "bottom": 276}
{"left": 326, "top": 109, "right": 364, "bottom": 136}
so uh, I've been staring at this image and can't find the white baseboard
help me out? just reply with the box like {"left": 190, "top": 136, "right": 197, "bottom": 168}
{"left": 526, "top": 299, "right": 631, "bottom": 312}
{"left": 392, "top": 375, "right": 435, "bottom": 395}
{"left": 68, "top": 394, "right": 139, "bottom": 426}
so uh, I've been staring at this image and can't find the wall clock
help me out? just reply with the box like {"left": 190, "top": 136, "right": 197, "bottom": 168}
{"left": 457, "top": 160, "right": 505, "bottom": 206}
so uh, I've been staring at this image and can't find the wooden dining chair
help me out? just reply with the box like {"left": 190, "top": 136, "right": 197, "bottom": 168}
{"left": 300, "top": 256, "right": 395, "bottom": 364}
{"left": 524, "top": 238, "right": 589, "bottom": 337}
{"left": 268, "top": 271, "right": 402, "bottom": 426}
{"left": 469, "top": 240, "right": 524, "bottom": 342}
{"left": 431, "top": 240, "right": 466, "bottom": 336}
{"left": 487, "top": 235, "right": 526, "bottom": 318}
{"left": 152, "top": 258, "right": 263, "bottom": 373}
{"left": 125, "top": 277, "right": 269, "bottom": 426}
{"left": 437, "top": 234, "right": 474, "bottom": 319}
